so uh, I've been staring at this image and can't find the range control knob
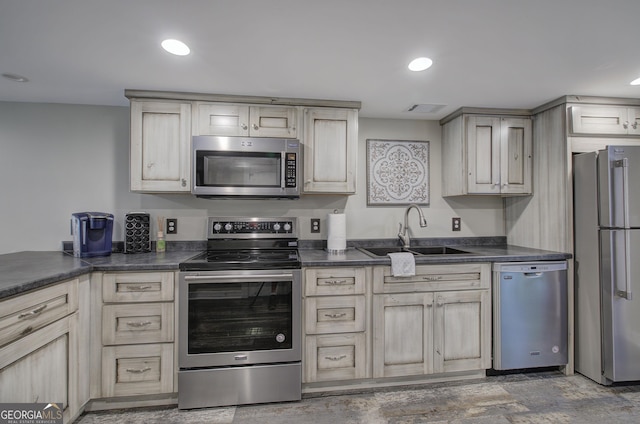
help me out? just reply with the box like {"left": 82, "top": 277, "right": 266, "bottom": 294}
{"left": 224, "top": 223, "right": 233, "bottom": 231}
{"left": 273, "top": 223, "right": 281, "bottom": 231}
{"left": 213, "top": 223, "right": 222, "bottom": 232}
{"left": 283, "top": 223, "right": 291, "bottom": 232}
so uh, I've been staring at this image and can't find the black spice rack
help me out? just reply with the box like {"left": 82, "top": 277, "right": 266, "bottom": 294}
{"left": 124, "top": 212, "right": 151, "bottom": 253}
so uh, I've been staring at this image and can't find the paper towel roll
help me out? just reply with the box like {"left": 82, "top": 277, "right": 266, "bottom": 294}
{"left": 327, "top": 213, "right": 346, "bottom": 252}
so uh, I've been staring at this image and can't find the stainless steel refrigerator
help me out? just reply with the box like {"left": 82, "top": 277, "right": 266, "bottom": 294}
{"left": 574, "top": 145, "right": 640, "bottom": 385}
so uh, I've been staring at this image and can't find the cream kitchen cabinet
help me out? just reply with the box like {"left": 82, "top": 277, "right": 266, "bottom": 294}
{"left": 0, "top": 276, "right": 89, "bottom": 424}
{"left": 372, "top": 263, "right": 491, "bottom": 379}
{"left": 193, "top": 102, "right": 298, "bottom": 138}
{"left": 129, "top": 100, "right": 191, "bottom": 192}
{"left": 570, "top": 105, "right": 640, "bottom": 136}
{"left": 303, "top": 267, "right": 368, "bottom": 383}
{"left": 441, "top": 111, "right": 532, "bottom": 196}
{"left": 91, "top": 271, "right": 175, "bottom": 399}
{"left": 302, "top": 108, "right": 358, "bottom": 194}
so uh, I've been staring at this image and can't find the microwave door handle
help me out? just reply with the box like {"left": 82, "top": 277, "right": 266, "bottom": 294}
{"left": 281, "top": 151, "right": 286, "bottom": 189}
{"left": 82, "top": 220, "right": 87, "bottom": 245}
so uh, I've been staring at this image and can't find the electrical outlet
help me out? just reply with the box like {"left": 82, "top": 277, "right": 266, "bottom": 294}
{"left": 452, "top": 217, "right": 461, "bottom": 231}
{"left": 311, "top": 218, "right": 320, "bottom": 233}
{"left": 166, "top": 218, "right": 178, "bottom": 234}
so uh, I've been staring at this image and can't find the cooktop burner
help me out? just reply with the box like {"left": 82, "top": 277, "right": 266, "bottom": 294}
{"left": 179, "top": 249, "right": 300, "bottom": 271}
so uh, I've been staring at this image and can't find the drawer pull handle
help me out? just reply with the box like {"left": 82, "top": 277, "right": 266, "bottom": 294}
{"left": 324, "top": 312, "right": 347, "bottom": 319}
{"left": 326, "top": 279, "right": 348, "bottom": 285}
{"left": 21, "top": 326, "right": 33, "bottom": 335}
{"left": 126, "top": 321, "right": 152, "bottom": 328}
{"left": 18, "top": 304, "right": 47, "bottom": 319}
{"left": 421, "top": 276, "right": 443, "bottom": 281}
{"left": 325, "top": 355, "right": 347, "bottom": 361}
{"left": 126, "top": 285, "right": 153, "bottom": 291}
{"left": 125, "top": 367, "right": 151, "bottom": 374}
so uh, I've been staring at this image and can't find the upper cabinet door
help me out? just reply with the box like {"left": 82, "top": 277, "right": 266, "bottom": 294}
{"left": 303, "top": 108, "right": 358, "bottom": 194}
{"left": 130, "top": 101, "right": 191, "bottom": 192}
{"left": 500, "top": 117, "right": 532, "bottom": 195}
{"left": 466, "top": 116, "right": 501, "bottom": 194}
{"left": 249, "top": 106, "right": 298, "bottom": 138}
{"left": 194, "top": 103, "right": 298, "bottom": 138}
{"left": 570, "top": 106, "right": 631, "bottom": 135}
{"left": 628, "top": 108, "right": 640, "bottom": 135}
{"left": 194, "top": 103, "right": 249, "bottom": 136}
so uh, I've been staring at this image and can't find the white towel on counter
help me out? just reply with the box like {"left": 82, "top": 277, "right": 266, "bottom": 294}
{"left": 388, "top": 252, "right": 415, "bottom": 277}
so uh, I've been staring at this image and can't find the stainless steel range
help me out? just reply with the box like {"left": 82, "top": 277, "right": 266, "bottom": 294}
{"left": 178, "top": 217, "right": 301, "bottom": 409}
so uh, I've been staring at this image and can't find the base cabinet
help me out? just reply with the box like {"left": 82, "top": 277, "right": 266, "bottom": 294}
{"left": 303, "top": 267, "right": 368, "bottom": 384}
{"left": 92, "top": 271, "right": 176, "bottom": 402}
{"left": 372, "top": 292, "right": 434, "bottom": 377}
{"left": 101, "top": 343, "right": 174, "bottom": 397}
{"left": 305, "top": 333, "right": 367, "bottom": 382}
{"left": 0, "top": 277, "right": 87, "bottom": 424}
{"left": 303, "top": 263, "right": 491, "bottom": 390}
{"left": 372, "top": 264, "right": 491, "bottom": 379}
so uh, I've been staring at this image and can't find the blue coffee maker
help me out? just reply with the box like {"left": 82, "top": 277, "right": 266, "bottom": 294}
{"left": 71, "top": 212, "right": 114, "bottom": 257}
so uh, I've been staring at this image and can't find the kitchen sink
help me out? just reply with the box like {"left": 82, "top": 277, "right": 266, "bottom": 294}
{"left": 358, "top": 246, "right": 472, "bottom": 258}
{"left": 407, "top": 246, "right": 471, "bottom": 255}
{"left": 358, "top": 247, "right": 418, "bottom": 257}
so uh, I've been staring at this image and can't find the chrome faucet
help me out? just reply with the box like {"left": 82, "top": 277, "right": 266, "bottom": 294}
{"left": 398, "top": 204, "right": 428, "bottom": 249}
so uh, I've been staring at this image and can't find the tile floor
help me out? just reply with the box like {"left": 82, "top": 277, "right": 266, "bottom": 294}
{"left": 74, "top": 371, "right": 640, "bottom": 423}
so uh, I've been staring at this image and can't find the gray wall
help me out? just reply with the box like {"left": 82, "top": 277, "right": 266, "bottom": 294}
{"left": 0, "top": 101, "right": 504, "bottom": 254}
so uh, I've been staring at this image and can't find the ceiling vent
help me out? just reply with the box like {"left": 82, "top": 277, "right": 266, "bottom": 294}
{"left": 405, "top": 104, "right": 446, "bottom": 113}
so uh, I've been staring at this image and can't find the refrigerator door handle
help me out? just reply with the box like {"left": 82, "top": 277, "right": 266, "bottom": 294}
{"left": 616, "top": 230, "right": 633, "bottom": 300}
{"left": 614, "top": 158, "right": 630, "bottom": 228}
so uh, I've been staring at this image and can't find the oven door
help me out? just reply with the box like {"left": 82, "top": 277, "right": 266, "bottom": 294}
{"left": 179, "top": 269, "right": 301, "bottom": 369}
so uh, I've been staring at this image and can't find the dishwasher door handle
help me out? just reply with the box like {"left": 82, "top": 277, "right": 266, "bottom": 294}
{"left": 524, "top": 272, "right": 543, "bottom": 277}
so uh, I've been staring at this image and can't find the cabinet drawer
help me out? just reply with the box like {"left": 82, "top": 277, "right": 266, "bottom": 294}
{"left": 102, "top": 303, "right": 174, "bottom": 345}
{"left": 305, "top": 295, "right": 365, "bottom": 334}
{"left": 0, "top": 279, "right": 78, "bottom": 346}
{"left": 305, "top": 333, "right": 367, "bottom": 382}
{"left": 305, "top": 267, "right": 365, "bottom": 296}
{"left": 373, "top": 263, "right": 490, "bottom": 293}
{"left": 102, "top": 272, "right": 174, "bottom": 303}
{"left": 102, "top": 343, "right": 173, "bottom": 397}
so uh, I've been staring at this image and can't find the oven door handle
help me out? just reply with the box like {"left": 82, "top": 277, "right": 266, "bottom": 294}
{"left": 184, "top": 273, "right": 294, "bottom": 282}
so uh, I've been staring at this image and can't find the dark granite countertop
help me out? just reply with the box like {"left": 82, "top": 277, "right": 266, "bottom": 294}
{"left": 0, "top": 251, "right": 93, "bottom": 299}
{"left": 1, "top": 238, "right": 571, "bottom": 300}
{"left": 0, "top": 250, "right": 199, "bottom": 300}
{"left": 299, "top": 244, "right": 571, "bottom": 267}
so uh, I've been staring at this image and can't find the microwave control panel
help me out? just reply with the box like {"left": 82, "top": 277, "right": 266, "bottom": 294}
{"left": 285, "top": 153, "right": 297, "bottom": 187}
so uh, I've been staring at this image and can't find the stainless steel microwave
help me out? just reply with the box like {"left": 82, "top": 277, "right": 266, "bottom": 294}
{"left": 192, "top": 136, "right": 300, "bottom": 199}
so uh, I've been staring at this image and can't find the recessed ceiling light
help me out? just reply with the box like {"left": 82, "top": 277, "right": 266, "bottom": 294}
{"left": 161, "top": 39, "right": 190, "bottom": 56}
{"left": 631, "top": 77, "right": 640, "bottom": 86}
{"left": 408, "top": 57, "right": 433, "bottom": 72}
{"left": 2, "top": 73, "right": 29, "bottom": 82}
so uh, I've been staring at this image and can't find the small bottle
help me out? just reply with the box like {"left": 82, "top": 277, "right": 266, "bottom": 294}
{"left": 156, "top": 231, "right": 166, "bottom": 253}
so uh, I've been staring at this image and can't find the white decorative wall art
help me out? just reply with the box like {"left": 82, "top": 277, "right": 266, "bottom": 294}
{"left": 366, "top": 139, "right": 429, "bottom": 206}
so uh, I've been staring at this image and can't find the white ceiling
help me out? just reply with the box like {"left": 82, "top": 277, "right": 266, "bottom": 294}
{"left": 2, "top": 0, "right": 640, "bottom": 120}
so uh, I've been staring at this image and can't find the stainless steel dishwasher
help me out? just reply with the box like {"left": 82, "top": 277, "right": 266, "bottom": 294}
{"left": 492, "top": 261, "right": 568, "bottom": 370}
